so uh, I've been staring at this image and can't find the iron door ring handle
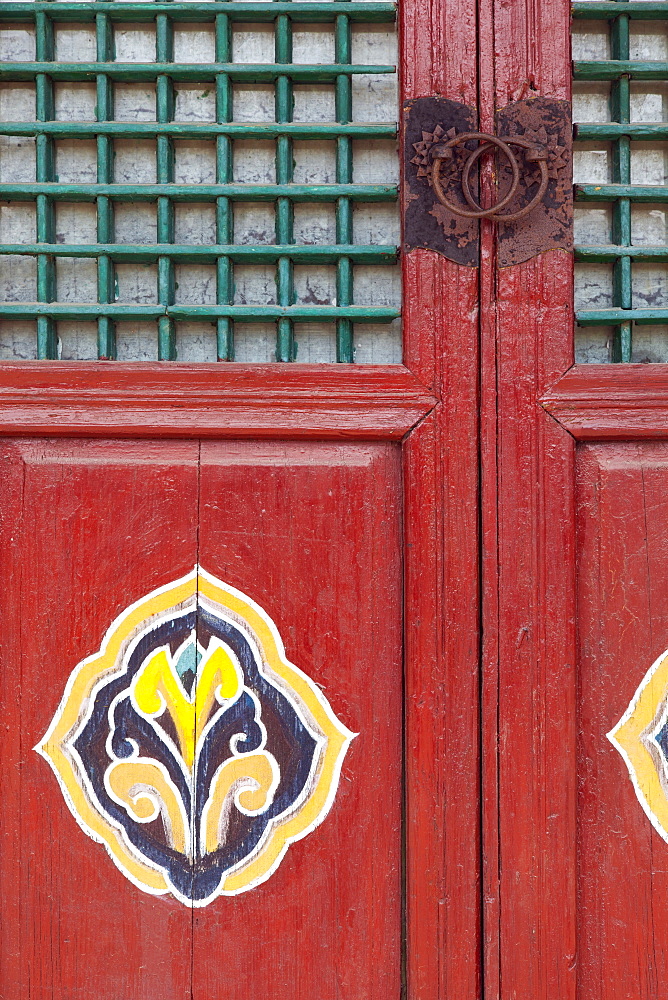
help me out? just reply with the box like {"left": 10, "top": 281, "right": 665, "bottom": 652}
{"left": 461, "top": 136, "right": 549, "bottom": 221}
{"left": 430, "top": 132, "right": 520, "bottom": 219}
{"left": 430, "top": 131, "right": 548, "bottom": 221}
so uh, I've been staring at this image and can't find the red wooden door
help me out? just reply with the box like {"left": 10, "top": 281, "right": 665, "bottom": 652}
{"left": 9, "top": 0, "right": 662, "bottom": 996}
{"left": 0, "top": 0, "right": 483, "bottom": 994}
{"left": 0, "top": 297, "right": 479, "bottom": 995}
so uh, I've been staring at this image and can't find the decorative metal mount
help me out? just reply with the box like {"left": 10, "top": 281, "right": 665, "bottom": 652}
{"left": 403, "top": 96, "right": 573, "bottom": 267}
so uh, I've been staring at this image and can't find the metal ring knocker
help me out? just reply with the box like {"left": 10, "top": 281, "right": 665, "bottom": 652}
{"left": 430, "top": 131, "right": 549, "bottom": 221}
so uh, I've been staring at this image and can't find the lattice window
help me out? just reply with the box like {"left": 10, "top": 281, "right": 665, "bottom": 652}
{"left": 0, "top": 1, "right": 399, "bottom": 362}
{"left": 573, "top": 0, "right": 668, "bottom": 363}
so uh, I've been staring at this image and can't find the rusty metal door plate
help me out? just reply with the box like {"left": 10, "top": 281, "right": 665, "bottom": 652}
{"left": 402, "top": 96, "right": 572, "bottom": 267}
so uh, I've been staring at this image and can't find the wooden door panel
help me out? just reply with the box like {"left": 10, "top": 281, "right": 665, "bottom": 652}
{"left": 194, "top": 441, "right": 403, "bottom": 1000}
{"left": 0, "top": 439, "right": 199, "bottom": 1000}
{"left": 577, "top": 442, "right": 668, "bottom": 1000}
{"left": 0, "top": 438, "right": 402, "bottom": 999}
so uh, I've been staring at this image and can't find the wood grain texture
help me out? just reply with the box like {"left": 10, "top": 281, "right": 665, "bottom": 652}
{"left": 0, "top": 364, "right": 436, "bottom": 439}
{"left": 401, "top": 0, "right": 481, "bottom": 997}
{"left": 0, "top": 439, "right": 198, "bottom": 1000}
{"left": 194, "top": 441, "right": 403, "bottom": 1000}
{"left": 400, "top": 0, "right": 476, "bottom": 100}
{"left": 0, "top": 438, "right": 406, "bottom": 1000}
{"left": 479, "top": 1, "right": 577, "bottom": 999}
{"left": 491, "top": 260, "right": 577, "bottom": 1000}
{"left": 404, "top": 406, "right": 481, "bottom": 1000}
{"left": 543, "top": 364, "right": 668, "bottom": 439}
{"left": 576, "top": 443, "right": 668, "bottom": 1000}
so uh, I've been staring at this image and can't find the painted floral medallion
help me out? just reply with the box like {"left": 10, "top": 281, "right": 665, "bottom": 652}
{"left": 38, "top": 567, "right": 354, "bottom": 905}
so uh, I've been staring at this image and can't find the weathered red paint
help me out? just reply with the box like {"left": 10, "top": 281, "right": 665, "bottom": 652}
{"left": 193, "top": 442, "right": 402, "bottom": 1000}
{"left": 544, "top": 364, "right": 668, "bottom": 439}
{"left": 10, "top": 0, "right": 668, "bottom": 997}
{"left": 0, "top": 440, "right": 198, "bottom": 999}
{"left": 0, "top": 0, "right": 483, "bottom": 983}
{"left": 478, "top": 3, "right": 577, "bottom": 1000}
{"left": 577, "top": 443, "right": 668, "bottom": 1000}
{"left": 0, "top": 438, "right": 403, "bottom": 999}
{"left": 0, "top": 80, "right": 481, "bottom": 998}
{"left": 401, "top": 0, "right": 481, "bottom": 997}
{"left": 0, "top": 363, "right": 435, "bottom": 439}
{"left": 0, "top": 185, "right": 482, "bottom": 1000}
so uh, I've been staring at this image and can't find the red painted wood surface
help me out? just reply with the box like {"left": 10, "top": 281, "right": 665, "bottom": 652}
{"left": 0, "top": 363, "right": 435, "bottom": 439}
{"left": 544, "top": 363, "right": 668, "bottom": 439}
{"left": 0, "top": 439, "right": 198, "bottom": 1000}
{"left": 401, "top": 0, "right": 481, "bottom": 995}
{"left": 0, "top": 439, "right": 404, "bottom": 999}
{"left": 576, "top": 442, "right": 668, "bottom": 1000}
{"left": 193, "top": 441, "right": 402, "bottom": 1000}
{"left": 480, "top": 2, "right": 577, "bottom": 1000}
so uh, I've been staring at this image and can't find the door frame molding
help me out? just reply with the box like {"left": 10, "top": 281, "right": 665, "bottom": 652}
{"left": 0, "top": 363, "right": 435, "bottom": 437}
{"left": 544, "top": 364, "right": 668, "bottom": 440}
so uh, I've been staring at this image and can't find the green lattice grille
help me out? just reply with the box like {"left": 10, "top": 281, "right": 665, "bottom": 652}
{"left": 573, "top": 0, "right": 668, "bottom": 363}
{"left": 0, "top": 2, "right": 399, "bottom": 362}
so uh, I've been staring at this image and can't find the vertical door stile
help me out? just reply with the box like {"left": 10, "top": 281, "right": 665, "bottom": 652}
{"left": 479, "top": 1, "right": 577, "bottom": 999}
{"left": 401, "top": 1, "right": 481, "bottom": 999}
{"left": 476, "top": 0, "right": 500, "bottom": 990}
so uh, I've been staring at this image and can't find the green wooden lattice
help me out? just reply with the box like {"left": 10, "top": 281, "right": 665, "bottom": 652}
{"left": 0, "top": 1, "right": 399, "bottom": 361}
{"left": 573, "top": 0, "right": 668, "bottom": 362}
